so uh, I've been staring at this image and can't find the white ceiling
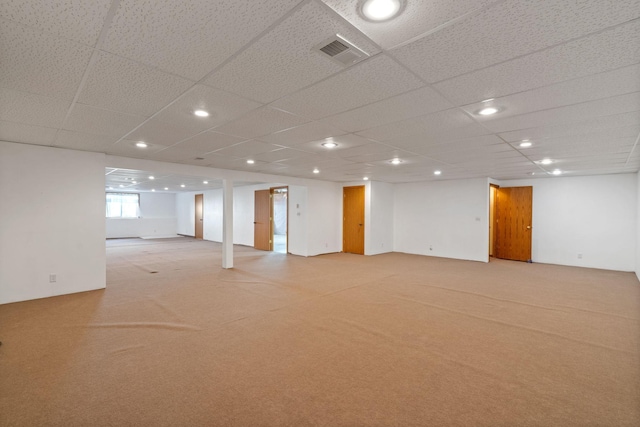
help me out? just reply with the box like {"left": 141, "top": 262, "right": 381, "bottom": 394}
{"left": 1, "top": 0, "right": 639, "bottom": 188}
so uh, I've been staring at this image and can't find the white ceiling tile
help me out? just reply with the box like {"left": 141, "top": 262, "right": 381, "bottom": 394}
{"left": 0, "top": 18, "right": 93, "bottom": 101}
{"left": 150, "top": 84, "right": 262, "bottom": 132}
{"left": 105, "top": 140, "right": 169, "bottom": 159}
{"left": 460, "top": 64, "right": 640, "bottom": 120}
{"left": 293, "top": 133, "right": 372, "bottom": 154}
{"left": 64, "top": 104, "right": 147, "bottom": 137}
{"left": 272, "top": 54, "right": 424, "bottom": 119}
{"left": 481, "top": 92, "right": 640, "bottom": 133}
{"left": 498, "top": 111, "right": 640, "bottom": 142}
{"left": 205, "top": 1, "right": 379, "bottom": 103}
{"left": 251, "top": 148, "right": 311, "bottom": 163}
{"left": 210, "top": 140, "right": 283, "bottom": 158}
{"left": 357, "top": 108, "right": 479, "bottom": 142}
{"left": 321, "top": 86, "right": 454, "bottom": 133}
{"left": 102, "top": 0, "right": 302, "bottom": 81}
{"left": 53, "top": 129, "right": 117, "bottom": 151}
{"left": 77, "top": 51, "right": 194, "bottom": 116}
{"left": 392, "top": 0, "right": 640, "bottom": 83}
{"left": 260, "top": 121, "right": 346, "bottom": 146}
{"left": 345, "top": 150, "right": 422, "bottom": 164}
{"left": 0, "top": 120, "right": 56, "bottom": 146}
{"left": 322, "top": 0, "right": 497, "bottom": 50}
{"left": 0, "top": 87, "right": 70, "bottom": 128}
{"left": 213, "top": 107, "right": 310, "bottom": 139}
{"left": 126, "top": 118, "right": 203, "bottom": 147}
{"left": 173, "top": 131, "right": 246, "bottom": 154}
{"left": 406, "top": 134, "right": 504, "bottom": 156}
{"left": 434, "top": 19, "right": 640, "bottom": 105}
{"left": 0, "top": 0, "right": 112, "bottom": 46}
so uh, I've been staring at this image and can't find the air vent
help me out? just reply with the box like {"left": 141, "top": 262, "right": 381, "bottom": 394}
{"left": 314, "top": 35, "right": 369, "bottom": 67}
{"left": 194, "top": 157, "right": 205, "bottom": 160}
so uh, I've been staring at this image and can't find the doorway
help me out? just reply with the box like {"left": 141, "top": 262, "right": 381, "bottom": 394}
{"left": 493, "top": 186, "right": 533, "bottom": 262}
{"left": 195, "top": 194, "right": 203, "bottom": 240}
{"left": 343, "top": 185, "right": 365, "bottom": 255}
{"left": 271, "top": 187, "right": 288, "bottom": 254}
{"left": 489, "top": 184, "right": 498, "bottom": 257}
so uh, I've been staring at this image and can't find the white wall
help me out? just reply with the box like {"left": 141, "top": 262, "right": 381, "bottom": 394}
{"left": 288, "top": 185, "right": 308, "bottom": 256}
{"left": 176, "top": 192, "right": 196, "bottom": 236}
{"left": 394, "top": 178, "right": 490, "bottom": 262}
{"left": 0, "top": 142, "right": 106, "bottom": 304}
{"left": 367, "top": 181, "right": 394, "bottom": 255}
{"left": 501, "top": 174, "right": 637, "bottom": 272}
{"left": 106, "top": 192, "right": 177, "bottom": 238}
{"left": 306, "top": 183, "right": 342, "bottom": 256}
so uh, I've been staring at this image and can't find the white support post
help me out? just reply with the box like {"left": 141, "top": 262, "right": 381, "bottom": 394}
{"left": 222, "top": 178, "right": 233, "bottom": 269}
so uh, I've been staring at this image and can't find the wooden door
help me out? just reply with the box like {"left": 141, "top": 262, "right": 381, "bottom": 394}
{"left": 495, "top": 186, "right": 532, "bottom": 261}
{"left": 254, "top": 189, "right": 271, "bottom": 251}
{"left": 343, "top": 185, "right": 365, "bottom": 255}
{"left": 195, "top": 194, "right": 204, "bottom": 239}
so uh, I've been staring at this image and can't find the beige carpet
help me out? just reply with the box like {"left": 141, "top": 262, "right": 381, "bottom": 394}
{"left": 1, "top": 237, "right": 639, "bottom": 426}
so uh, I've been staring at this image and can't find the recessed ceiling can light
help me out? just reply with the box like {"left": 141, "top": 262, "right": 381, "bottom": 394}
{"left": 132, "top": 181, "right": 137, "bottom": 184}
{"left": 322, "top": 141, "right": 338, "bottom": 149}
{"left": 540, "top": 158, "right": 553, "bottom": 165}
{"left": 194, "top": 109, "right": 209, "bottom": 117}
{"left": 149, "top": 175, "right": 155, "bottom": 180}
{"left": 164, "top": 187, "right": 169, "bottom": 190}
{"left": 151, "top": 189, "right": 155, "bottom": 192}
{"left": 363, "top": 177, "right": 369, "bottom": 181}
{"left": 478, "top": 107, "right": 499, "bottom": 116}
{"left": 360, "top": 0, "right": 404, "bottom": 22}
{"left": 180, "top": 184, "right": 185, "bottom": 188}
{"left": 136, "top": 141, "right": 148, "bottom": 148}
{"left": 119, "top": 184, "right": 124, "bottom": 188}
{"left": 313, "top": 168, "right": 320, "bottom": 174}
{"left": 391, "top": 158, "right": 402, "bottom": 165}
{"left": 434, "top": 170, "right": 442, "bottom": 175}
{"left": 203, "top": 180, "right": 208, "bottom": 184}
{"left": 519, "top": 140, "right": 532, "bottom": 148}
{"left": 552, "top": 169, "right": 563, "bottom": 175}
{"left": 246, "top": 159, "right": 255, "bottom": 164}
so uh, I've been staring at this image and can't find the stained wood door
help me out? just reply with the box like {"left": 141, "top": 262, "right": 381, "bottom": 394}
{"left": 195, "top": 194, "right": 204, "bottom": 239}
{"left": 495, "top": 186, "right": 532, "bottom": 262}
{"left": 254, "top": 189, "right": 271, "bottom": 251}
{"left": 343, "top": 185, "right": 365, "bottom": 255}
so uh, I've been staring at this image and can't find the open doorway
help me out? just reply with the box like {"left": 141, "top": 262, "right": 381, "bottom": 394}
{"left": 271, "top": 187, "right": 288, "bottom": 254}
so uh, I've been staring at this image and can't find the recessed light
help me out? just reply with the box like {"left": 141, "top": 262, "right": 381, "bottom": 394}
{"left": 519, "top": 140, "right": 532, "bottom": 148}
{"left": 540, "top": 158, "right": 553, "bottom": 165}
{"left": 552, "top": 169, "right": 563, "bottom": 175}
{"left": 164, "top": 187, "right": 169, "bottom": 190}
{"left": 119, "top": 184, "right": 124, "bottom": 188}
{"left": 203, "top": 181, "right": 208, "bottom": 184}
{"left": 136, "top": 141, "right": 148, "bottom": 148}
{"left": 434, "top": 170, "right": 442, "bottom": 175}
{"left": 180, "top": 184, "right": 185, "bottom": 188}
{"left": 151, "top": 189, "right": 155, "bottom": 192}
{"left": 363, "top": 177, "right": 369, "bottom": 181}
{"left": 313, "top": 168, "right": 320, "bottom": 174}
{"left": 360, "top": 0, "right": 403, "bottom": 22}
{"left": 149, "top": 176, "right": 155, "bottom": 180}
{"left": 194, "top": 110, "right": 209, "bottom": 117}
{"left": 132, "top": 181, "right": 137, "bottom": 184}
{"left": 478, "top": 107, "right": 499, "bottom": 116}
{"left": 390, "top": 158, "right": 402, "bottom": 165}
{"left": 322, "top": 141, "right": 338, "bottom": 149}
{"left": 246, "top": 159, "right": 255, "bottom": 164}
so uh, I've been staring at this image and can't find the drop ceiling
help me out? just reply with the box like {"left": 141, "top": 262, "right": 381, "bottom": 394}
{"left": 1, "top": 0, "right": 639, "bottom": 186}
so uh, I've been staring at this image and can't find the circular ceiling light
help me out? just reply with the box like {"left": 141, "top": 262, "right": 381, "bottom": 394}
{"left": 390, "top": 158, "right": 402, "bottom": 165}
{"left": 478, "top": 107, "right": 499, "bottom": 116}
{"left": 363, "top": 177, "right": 369, "bottom": 181}
{"left": 519, "top": 140, "right": 532, "bottom": 148}
{"left": 136, "top": 141, "right": 148, "bottom": 148}
{"left": 434, "top": 170, "right": 442, "bottom": 175}
{"left": 540, "top": 158, "right": 553, "bottom": 165}
{"left": 552, "top": 169, "right": 563, "bottom": 175}
{"left": 194, "top": 109, "right": 209, "bottom": 117}
{"left": 180, "top": 184, "right": 186, "bottom": 188}
{"left": 149, "top": 176, "right": 155, "bottom": 180}
{"left": 360, "top": 0, "right": 404, "bottom": 22}
{"left": 246, "top": 159, "right": 255, "bottom": 164}
{"left": 313, "top": 168, "right": 320, "bottom": 174}
{"left": 203, "top": 181, "right": 208, "bottom": 184}
{"left": 322, "top": 141, "right": 338, "bottom": 149}
{"left": 164, "top": 187, "right": 169, "bottom": 190}
{"left": 151, "top": 189, "right": 156, "bottom": 192}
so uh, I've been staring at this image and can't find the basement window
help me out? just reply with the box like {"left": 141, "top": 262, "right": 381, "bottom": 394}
{"left": 106, "top": 193, "right": 140, "bottom": 218}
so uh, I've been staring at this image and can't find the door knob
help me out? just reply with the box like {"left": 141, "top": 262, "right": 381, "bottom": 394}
{"left": 526, "top": 226, "right": 531, "bottom": 229}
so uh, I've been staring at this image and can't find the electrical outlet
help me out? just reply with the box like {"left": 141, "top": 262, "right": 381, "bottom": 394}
{"left": 49, "top": 274, "right": 57, "bottom": 283}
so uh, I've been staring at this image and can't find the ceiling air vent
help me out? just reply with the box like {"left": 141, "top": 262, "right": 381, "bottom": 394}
{"left": 314, "top": 35, "right": 369, "bottom": 67}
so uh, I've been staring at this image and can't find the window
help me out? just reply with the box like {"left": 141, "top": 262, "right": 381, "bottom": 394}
{"left": 106, "top": 193, "right": 140, "bottom": 218}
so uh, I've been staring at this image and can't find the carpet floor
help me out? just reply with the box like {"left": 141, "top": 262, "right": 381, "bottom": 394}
{"left": 1, "top": 237, "right": 639, "bottom": 426}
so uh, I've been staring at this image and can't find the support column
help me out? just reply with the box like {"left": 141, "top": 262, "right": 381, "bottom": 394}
{"left": 222, "top": 178, "right": 233, "bottom": 269}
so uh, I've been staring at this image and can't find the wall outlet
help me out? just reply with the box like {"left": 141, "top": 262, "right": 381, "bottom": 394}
{"left": 577, "top": 253, "right": 583, "bottom": 259}
{"left": 49, "top": 274, "right": 57, "bottom": 283}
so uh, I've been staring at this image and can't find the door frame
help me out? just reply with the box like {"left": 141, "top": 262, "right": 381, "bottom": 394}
{"left": 489, "top": 183, "right": 499, "bottom": 260}
{"left": 194, "top": 193, "right": 204, "bottom": 240}
{"left": 270, "top": 186, "right": 289, "bottom": 254}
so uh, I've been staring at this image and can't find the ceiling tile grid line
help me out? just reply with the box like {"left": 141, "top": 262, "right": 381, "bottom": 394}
{"left": 624, "top": 131, "right": 640, "bottom": 166}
